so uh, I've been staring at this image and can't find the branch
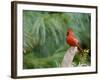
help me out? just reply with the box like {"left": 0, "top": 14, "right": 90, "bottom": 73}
{"left": 61, "top": 47, "right": 78, "bottom": 67}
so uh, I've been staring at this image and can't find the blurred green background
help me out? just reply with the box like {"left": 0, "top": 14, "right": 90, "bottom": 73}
{"left": 23, "top": 10, "right": 91, "bottom": 69}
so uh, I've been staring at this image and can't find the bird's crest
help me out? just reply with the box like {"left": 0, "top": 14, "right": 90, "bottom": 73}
{"left": 66, "top": 28, "right": 73, "bottom": 36}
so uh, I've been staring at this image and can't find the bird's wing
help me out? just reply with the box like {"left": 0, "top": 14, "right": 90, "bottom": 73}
{"left": 67, "top": 36, "right": 78, "bottom": 46}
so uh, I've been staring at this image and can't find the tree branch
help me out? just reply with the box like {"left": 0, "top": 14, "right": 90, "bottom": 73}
{"left": 61, "top": 47, "right": 78, "bottom": 67}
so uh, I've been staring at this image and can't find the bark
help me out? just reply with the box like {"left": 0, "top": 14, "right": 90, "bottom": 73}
{"left": 61, "top": 47, "right": 78, "bottom": 67}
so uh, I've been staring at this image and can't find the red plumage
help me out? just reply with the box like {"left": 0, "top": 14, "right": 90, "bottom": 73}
{"left": 66, "top": 28, "right": 82, "bottom": 51}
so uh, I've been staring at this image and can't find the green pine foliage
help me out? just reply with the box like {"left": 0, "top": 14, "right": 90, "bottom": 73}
{"left": 23, "top": 10, "right": 91, "bottom": 69}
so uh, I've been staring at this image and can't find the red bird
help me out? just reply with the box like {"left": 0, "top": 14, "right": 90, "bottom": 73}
{"left": 66, "top": 28, "right": 82, "bottom": 52}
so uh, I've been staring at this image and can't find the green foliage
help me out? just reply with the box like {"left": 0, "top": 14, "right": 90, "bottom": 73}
{"left": 23, "top": 50, "right": 65, "bottom": 68}
{"left": 73, "top": 49, "right": 90, "bottom": 66}
{"left": 23, "top": 10, "right": 91, "bottom": 69}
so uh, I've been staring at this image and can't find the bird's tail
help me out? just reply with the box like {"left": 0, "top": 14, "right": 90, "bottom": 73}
{"left": 76, "top": 43, "right": 83, "bottom": 52}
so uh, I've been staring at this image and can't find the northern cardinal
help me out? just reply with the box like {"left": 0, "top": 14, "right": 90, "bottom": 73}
{"left": 66, "top": 28, "right": 82, "bottom": 52}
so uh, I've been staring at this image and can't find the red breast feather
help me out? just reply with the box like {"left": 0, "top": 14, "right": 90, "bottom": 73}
{"left": 66, "top": 35, "right": 78, "bottom": 46}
